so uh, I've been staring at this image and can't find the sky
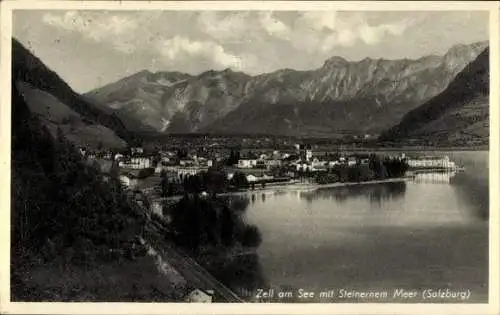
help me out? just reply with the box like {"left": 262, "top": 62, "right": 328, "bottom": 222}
{"left": 13, "top": 10, "right": 489, "bottom": 93}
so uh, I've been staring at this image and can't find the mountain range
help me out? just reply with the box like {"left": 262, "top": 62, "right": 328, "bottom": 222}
{"left": 11, "top": 37, "right": 489, "bottom": 147}
{"left": 85, "top": 40, "right": 489, "bottom": 139}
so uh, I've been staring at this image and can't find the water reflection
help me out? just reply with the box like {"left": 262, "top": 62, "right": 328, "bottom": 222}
{"left": 413, "top": 170, "right": 457, "bottom": 184}
{"left": 299, "top": 182, "right": 407, "bottom": 206}
{"left": 207, "top": 253, "right": 268, "bottom": 301}
{"left": 226, "top": 196, "right": 250, "bottom": 213}
{"left": 450, "top": 171, "right": 489, "bottom": 221}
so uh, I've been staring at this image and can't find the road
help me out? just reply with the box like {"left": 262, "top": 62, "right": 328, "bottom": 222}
{"left": 159, "top": 242, "right": 245, "bottom": 302}
{"left": 132, "top": 192, "right": 245, "bottom": 303}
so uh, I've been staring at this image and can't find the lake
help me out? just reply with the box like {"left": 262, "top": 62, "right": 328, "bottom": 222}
{"left": 216, "top": 151, "right": 489, "bottom": 303}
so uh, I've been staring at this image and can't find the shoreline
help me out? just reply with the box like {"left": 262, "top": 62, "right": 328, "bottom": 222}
{"left": 160, "top": 177, "right": 411, "bottom": 202}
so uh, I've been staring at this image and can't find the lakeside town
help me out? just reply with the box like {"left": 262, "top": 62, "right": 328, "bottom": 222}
{"left": 79, "top": 141, "right": 463, "bottom": 222}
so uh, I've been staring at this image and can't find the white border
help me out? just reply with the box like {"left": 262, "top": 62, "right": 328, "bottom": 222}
{"left": 1, "top": 1, "right": 499, "bottom": 315}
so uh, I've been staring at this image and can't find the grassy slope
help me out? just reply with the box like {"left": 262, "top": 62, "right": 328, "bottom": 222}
{"left": 12, "top": 38, "right": 135, "bottom": 147}
{"left": 17, "top": 81, "right": 127, "bottom": 148}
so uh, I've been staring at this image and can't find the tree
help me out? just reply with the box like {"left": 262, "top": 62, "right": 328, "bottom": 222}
{"left": 110, "top": 159, "right": 120, "bottom": 180}
{"left": 177, "top": 148, "right": 188, "bottom": 160}
{"left": 227, "top": 148, "right": 240, "bottom": 166}
{"left": 204, "top": 167, "right": 228, "bottom": 195}
{"left": 241, "top": 225, "right": 262, "bottom": 247}
{"left": 160, "top": 170, "right": 169, "bottom": 197}
{"left": 230, "top": 172, "right": 249, "bottom": 189}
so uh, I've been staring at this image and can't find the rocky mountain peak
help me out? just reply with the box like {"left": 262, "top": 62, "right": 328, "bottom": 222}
{"left": 322, "top": 56, "right": 349, "bottom": 68}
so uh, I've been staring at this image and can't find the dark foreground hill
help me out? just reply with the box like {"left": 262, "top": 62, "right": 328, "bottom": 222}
{"left": 380, "top": 48, "right": 489, "bottom": 147}
{"left": 10, "top": 76, "right": 181, "bottom": 300}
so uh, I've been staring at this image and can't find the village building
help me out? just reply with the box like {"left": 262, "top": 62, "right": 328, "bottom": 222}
{"left": 306, "top": 149, "right": 313, "bottom": 162}
{"left": 119, "top": 174, "right": 138, "bottom": 190}
{"left": 311, "top": 158, "right": 327, "bottom": 171}
{"left": 328, "top": 160, "right": 340, "bottom": 167}
{"left": 296, "top": 163, "right": 312, "bottom": 172}
{"left": 131, "top": 147, "right": 144, "bottom": 155}
{"left": 265, "top": 159, "right": 282, "bottom": 169}
{"left": 347, "top": 157, "right": 357, "bottom": 166}
{"left": 407, "top": 156, "right": 456, "bottom": 169}
{"left": 119, "top": 156, "right": 152, "bottom": 169}
{"left": 238, "top": 159, "right": 258, "bottom": 169}
{"left": 159, "top": 166, "right": 209, "bottom": 180}
{"left": 246, "top": 174, "right": 258, "bottom": 182}
{"left": 185, "top": 289, "right": 213, "bottom": 303}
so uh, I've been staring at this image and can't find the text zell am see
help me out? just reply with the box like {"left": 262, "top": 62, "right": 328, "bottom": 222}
{"left": 249, "top": 288, "right": 472, "bottom": 301}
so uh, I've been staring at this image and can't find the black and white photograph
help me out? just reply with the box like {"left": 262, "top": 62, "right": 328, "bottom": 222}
{"left": 1, "top": 1, "right": 498, "bottom": 313}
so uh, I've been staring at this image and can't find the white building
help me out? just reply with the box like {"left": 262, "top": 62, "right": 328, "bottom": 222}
{"left": 407, "top": 156, "right": 456, "bottom": 169}
{"left": 238, "top": 159, "right": 258, "bottom": 169}
{"left": 328, "top": 161, "right": 340, "bottom": 167}
{"left": 177, "top": 167, "right": 207, "bottom": 179}
{"left": 246, "top": 174, "right": 258, "bottom": 182}
{"left": 311, "top": 159, "right": 327, "bottom": 171}
{"left": 131, "top": 147, "right": 144, "bottom": 155}
{"left": 119, "top": 175, "right": 138, "bottom": 189}
{"left": 296, "top": 163, "right": 312, "bottom": 172}
{"left": 185, "top": 289, "right": 213, "bottom": 303}
{"left": 119, "top": 157, "right": 151, "bottom": 169}
{"left": 347, "top": 157, "right": 357, "bottom": 166}
{"left": 306, "top": 150, "right": 313, "bottom": 162}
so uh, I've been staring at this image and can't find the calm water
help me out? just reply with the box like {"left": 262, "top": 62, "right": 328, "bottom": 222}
{"left": 218, "top": 151, "right": 489, "bottom": 302}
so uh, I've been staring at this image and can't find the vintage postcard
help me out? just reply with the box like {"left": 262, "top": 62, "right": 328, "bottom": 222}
{"left": 0, "top": 1, "right": 499, "bottom": 314}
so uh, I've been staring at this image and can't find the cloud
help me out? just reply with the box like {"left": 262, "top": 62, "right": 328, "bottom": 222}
{"left": 290, "top": 12, "right": 412, "bottom": 52}
{"left": 42, "top": 11, "right": 141, "bottom": 54}
{"left": 358, "top": 20, "right": 410, "bottom": 45}
{"left": 197, "top": 12, "right": 252, "bottom": 42}
{"left": 39, "top": 10, "right": 414, "bottom": 73}
{"left": 258, "top": 12, "right": 290, "bottom": 40}
{"left": 298, "top": 11, "right": 338, "bottom": 31}
{"left": 43, "top": 11, "right": 138, "bottom": 39}
{"left": 337, "top": 28, "right": 356, "bottom": 47}
{"left": 156, "top": 35, "right": 246, "bottom": 70}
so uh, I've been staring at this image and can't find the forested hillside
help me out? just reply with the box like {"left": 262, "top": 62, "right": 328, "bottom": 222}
{"left": 11, "top": 80, "right": 177, "bottom": 301}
